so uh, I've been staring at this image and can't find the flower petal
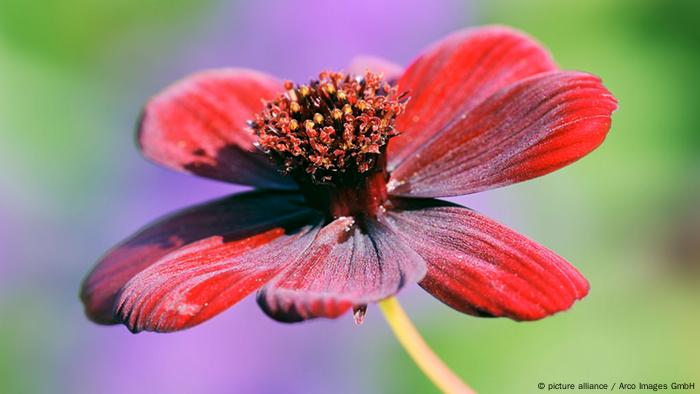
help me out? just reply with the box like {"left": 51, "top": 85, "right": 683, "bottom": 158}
{"left": 389, "top": 71, "right": 617, "bottom": 197}
{"left": 385, "top": 198, "right": 589, "bottom": 320}
{"left": 388, "top": 26, "right": 557, "bottom": 170}
{"left": 138, "top": 68, "right": 295, "bottom": 188}
{"left": 257, "top": 217, "right": 427, "bottom": 323}
{"left": 115, "top": 222, "right": 321, "bottom": 333}
{"left": 80, "top": 190, "right": 315, "bottom": 324}
{"left": 347, "top": 55, "right": 403, "bottom": 82}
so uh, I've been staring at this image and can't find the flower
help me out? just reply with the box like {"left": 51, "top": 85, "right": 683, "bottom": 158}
{"left": 80, "top": 26, "right": 617, "bottom": 333}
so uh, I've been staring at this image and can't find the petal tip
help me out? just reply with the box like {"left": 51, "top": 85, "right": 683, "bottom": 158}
{"left": 256, "top": 290, "right": 352, "bottom": 324}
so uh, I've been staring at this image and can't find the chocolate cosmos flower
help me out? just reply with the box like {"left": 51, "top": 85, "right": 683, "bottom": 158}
{"left": 81, "top": 26, "right": 617, "bottom": 333}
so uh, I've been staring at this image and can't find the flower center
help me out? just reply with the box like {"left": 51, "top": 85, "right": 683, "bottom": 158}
{"left": 252, "top": 71, "right": 407, "bottom": 185}
{"left": 252, "top": 70, "right": 407, "bottom": 219}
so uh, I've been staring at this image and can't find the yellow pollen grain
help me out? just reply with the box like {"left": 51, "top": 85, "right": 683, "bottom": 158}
{"left": 331, "top": 108, "right": 343, "bottom": 120}
{"left": 305, "top": 119, "right": 315, "bottom": 130}
{"left": 343, "top": 104, "right": 353, "bottom": 115}
{"left": 290, "top": 101, "right": 301, "bottom": 112}
{"left": 313, "top": 113, "right": 324, "bottom": 124}
{"left": 357, "top": 100, "right": 368, "bottom": 111}
{"left": 336, "top": 91, "right": 347, "bottom": 100}
{"left": 289, "top": 119, "right": 299, "bottom": 130}
{"left": 299, "top": 85, "right": 310, "bottom": 96}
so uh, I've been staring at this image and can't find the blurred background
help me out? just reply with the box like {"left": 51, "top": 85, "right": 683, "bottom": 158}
{"left": 1, "top": 0, "right": 698, "bottom": 393}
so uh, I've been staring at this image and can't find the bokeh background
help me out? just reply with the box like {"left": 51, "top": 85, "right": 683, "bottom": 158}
{"left": 1, "top": 0, "right": 699, "bottom": 393}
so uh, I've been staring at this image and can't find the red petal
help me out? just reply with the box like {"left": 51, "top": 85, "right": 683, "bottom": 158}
{"left": 388, "top": 26, "right": 557, "bottom": 170}
{"left": 257, "top": 217, "right": 426, "bottom": 323}
{"left": 386, "top": 198, "right": 589, "bottom": 320}
{"left": 138, "top": 68, "right": 295, "bottom": 189}
{"left": 347, "top": 55, "right": 403, "bottom": 82}
{"left": 389, "top": 71, "right": 617, "bottom": 197}
{"left": 115, "top": 222, "right": 321, "bottom": 333}
{"left": 80, "top": 191, "right": 315, "bottom": 324}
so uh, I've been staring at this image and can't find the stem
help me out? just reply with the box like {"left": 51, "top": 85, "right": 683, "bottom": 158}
{"left": 378, "top": 297, "right": 475, "bottom": 394}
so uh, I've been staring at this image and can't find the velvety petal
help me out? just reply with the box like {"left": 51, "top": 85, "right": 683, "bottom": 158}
{"left": 138, "top": 68, "right": 295, "bottom": 189}
{"left": 389, "top": 71, "right": 617, "bottom": 197}
{"left": 115, "top": 221, "right": 321, "bottom": 333}
{"left": 80, "top": 190, "right": 315, "bottom": 324}
{"left": 347, "top": 55, "right": 403, "bottom": 82}
{"left": 385, "top": 198, "right": 589, "bottom": 320}
{"left": 257, "top": 217, "right": 427, "bottom": 323}
{"left": 388, "top": 26, "right": 557, "bottom": 170}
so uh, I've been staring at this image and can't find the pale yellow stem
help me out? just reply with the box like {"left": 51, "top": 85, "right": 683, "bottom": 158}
{"left": 378, "top": 297, "right": 476, "bottom": 394}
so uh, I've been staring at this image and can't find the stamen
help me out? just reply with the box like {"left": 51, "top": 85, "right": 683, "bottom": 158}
{"left": 251, "top": 71, "right": 407, "bottom": 185}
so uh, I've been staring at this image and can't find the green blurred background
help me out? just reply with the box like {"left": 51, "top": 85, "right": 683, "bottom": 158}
{"left": 0, "top": 0, "right": 698, "bottom": 393}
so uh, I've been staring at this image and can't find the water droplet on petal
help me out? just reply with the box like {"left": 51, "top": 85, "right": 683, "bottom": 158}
{"left": 353, "top": 305, "right": 367, "bottom": 325}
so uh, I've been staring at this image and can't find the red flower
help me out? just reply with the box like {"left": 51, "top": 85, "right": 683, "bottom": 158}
{"left": 81, "top": 26, "right": 617, "bottom": 333}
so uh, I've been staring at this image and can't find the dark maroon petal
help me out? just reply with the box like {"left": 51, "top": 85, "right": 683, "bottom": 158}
{"left": 385, "top": 198, "right": 589, "bottom": 320}
{"left": 389, "top": 71, "right": 617, "bottom": 197}
{"left": 257, "top": 217, "right": 426, "bottom": 323}
{"left": 115, "top": 222, "right": 321, "bottom": 333}
{"left": 138, "top": 68, "right": 295, "bottom": 189}
{"left": 347, "top": 55, "right": 403, "bottom": 82}
{"left": 388, "top": 26, "right": 557, "bottom": 170}
{"left": 80, "top": 190, "right": 315, "bottom": 324}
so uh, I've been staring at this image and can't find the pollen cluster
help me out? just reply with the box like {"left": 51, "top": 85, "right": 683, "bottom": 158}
{"left": 251, "top": 71, "right": 407, "bottom": 185}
